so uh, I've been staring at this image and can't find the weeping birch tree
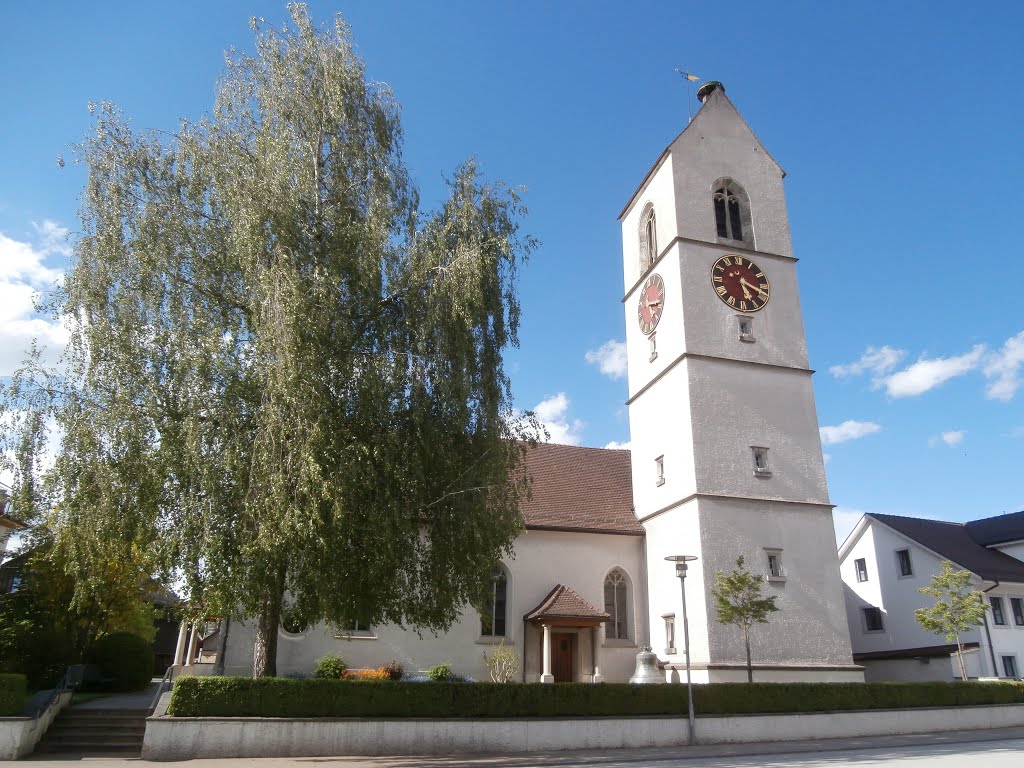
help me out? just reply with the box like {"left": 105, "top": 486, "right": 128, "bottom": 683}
{"left": 8, "top": 4, "right": 535, "bottom": 676}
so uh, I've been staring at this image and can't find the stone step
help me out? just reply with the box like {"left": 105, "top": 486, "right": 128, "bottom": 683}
{"left": 35, "top": 707, "right": 148, "bottom": 756}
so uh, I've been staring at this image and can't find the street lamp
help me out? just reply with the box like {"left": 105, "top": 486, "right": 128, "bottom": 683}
{"left": 665, "top": 554, "right": 698, "bottom": 746}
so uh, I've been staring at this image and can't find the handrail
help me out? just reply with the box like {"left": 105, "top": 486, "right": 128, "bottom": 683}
{"left": 149, "top": 664, "right": 178, "bottom": 714}
{"left": 31, "top": 668, "right": 73, "bottom": 719}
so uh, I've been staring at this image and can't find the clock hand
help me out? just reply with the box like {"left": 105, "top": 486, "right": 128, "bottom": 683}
{"left": 739, "top": 278, "right": 767, "bottom": 298}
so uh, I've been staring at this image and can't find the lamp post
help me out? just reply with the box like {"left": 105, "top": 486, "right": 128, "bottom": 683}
{"left": 665, "top": 554, "right": 698, "bottom": 746}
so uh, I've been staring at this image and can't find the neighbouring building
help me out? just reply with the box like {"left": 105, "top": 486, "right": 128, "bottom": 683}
{"left": 839, "top": 511, "right": 1024, "bottom": 681}
{"left": 208, "top": 81, "right": 862, "bottom": 683}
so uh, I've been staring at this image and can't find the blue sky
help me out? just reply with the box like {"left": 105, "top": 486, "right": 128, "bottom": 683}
{"left": 1, "top": 1, "right": 1022, "bottom": 543}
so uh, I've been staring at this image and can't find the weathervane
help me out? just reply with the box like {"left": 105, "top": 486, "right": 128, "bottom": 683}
{"left": 674, "top": 68, "right": 700, "bottom": 123}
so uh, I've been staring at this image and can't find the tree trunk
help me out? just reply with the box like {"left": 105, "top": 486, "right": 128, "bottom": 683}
{"left": 252, "top": 568, "right": 286, "bottom": 677}
{"left": 955, "top": 634, "right": 968, "bottom": 681}
{"left": 743, "top": 627, "right": 753, "bottom": 683}
{"left": 214, "top": 617, "right": 231, "bottom": 676}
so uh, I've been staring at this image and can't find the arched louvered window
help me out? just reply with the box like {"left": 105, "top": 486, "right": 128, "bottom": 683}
{"left": 639, "top": 204, "right": 657, "bottom": 272}
{"left": 713, "top": 180, "right": 750, "bottom": 243}
{"left": 604, "top": 568, "right": 631, "bottom": 640}
{"left": 481, "top": 564, "right": 508, "bottom": 637}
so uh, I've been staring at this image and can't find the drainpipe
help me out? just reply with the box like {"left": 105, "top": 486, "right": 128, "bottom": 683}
{"left": 982, "top": 582, "right": 1000, "bottom": 677}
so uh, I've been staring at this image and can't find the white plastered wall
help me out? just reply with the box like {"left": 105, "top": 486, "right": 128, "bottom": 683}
{"left": 220, "top": 529, "right": 645, "bottom": 683}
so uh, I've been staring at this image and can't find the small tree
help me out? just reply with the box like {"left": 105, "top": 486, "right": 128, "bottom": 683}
{"left": 914, "top": 560, "right": 988, "bottom": 681}
{"left": 711, "top": 556, "right": 779, "bottom": 682}
{"left": 483, "top": 639, "right": 519, "bottom": 683}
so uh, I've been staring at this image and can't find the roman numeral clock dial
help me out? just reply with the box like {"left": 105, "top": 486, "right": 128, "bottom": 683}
{"left": 711, "top": 254, "right": 770, "bottom": 312}
{"left": 637, "top": 273, "right": 665, "bottom": 335}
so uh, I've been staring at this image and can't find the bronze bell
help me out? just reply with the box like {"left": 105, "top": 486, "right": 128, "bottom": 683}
{"left": 629, "top": 646, "right": 664, "bottom": 684}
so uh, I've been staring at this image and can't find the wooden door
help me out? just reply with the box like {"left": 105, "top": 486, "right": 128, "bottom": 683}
{"left": 551, "top": 632, "right": 576, "bottom": 683}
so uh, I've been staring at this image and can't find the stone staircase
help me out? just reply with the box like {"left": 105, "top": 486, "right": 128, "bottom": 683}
{"left": 35, "top": 707, "right": 147, "bottom": 756}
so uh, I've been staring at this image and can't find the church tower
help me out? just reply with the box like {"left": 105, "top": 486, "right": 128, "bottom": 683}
{"left": 621, "top": 82, "right": 860, "bottom": 682}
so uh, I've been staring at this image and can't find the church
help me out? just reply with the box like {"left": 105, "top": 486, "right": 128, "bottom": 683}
{"left": 212, "top": 81, "right": 863, "bottom": 684}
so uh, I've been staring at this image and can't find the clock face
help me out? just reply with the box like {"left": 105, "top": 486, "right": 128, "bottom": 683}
{"left": 637, "top": 273, "right": 665, "bottom": 335}
{"left": 711, "top": 254, "right": 770, "bottom": 312}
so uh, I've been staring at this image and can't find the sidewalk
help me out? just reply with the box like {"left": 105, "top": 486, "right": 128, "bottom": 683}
{"left": 15, "top": 724, "right": 1024, "bottom": 766}
{"left": 72, "top": 682, "right": 161, "bottom": 711}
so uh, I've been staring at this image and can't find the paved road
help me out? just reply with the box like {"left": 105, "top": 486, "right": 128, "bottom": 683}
{"left": 11, "top": 727, "right": 1024, "bottom": 767}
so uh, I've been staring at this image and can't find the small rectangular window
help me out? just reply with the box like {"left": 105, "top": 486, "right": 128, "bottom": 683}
{"left": 1002, "top": 655, "right": 1018, "bottom": 679}
{"left": 863, "top": 607, "right": 884, "bottom": 632}
{"left": 765, "top": 550, "right": 784, "bottom": 580}
{"left": 663, "top": 614, "right": 676, "bottom": 654}
{"left": 738, "top": 316, "right": 754, "bottom": 342}
{"left": 1011, "top": 597, "right": 1024, "bottom": 626}
{"left": 896, "top": 548, "right": 913, "bottom": 577}
{"left": 991, "top": 596, "right": 1006, "bottom": 626}
{"left": 751, "top": 446, "right": 771, "bottom": 477}
{"left": 655, "top": 455, "right": 665, "bottom": 486}
{"left": 855, "top": 558, "right": 869, "bottom": 582}
{"left": 649, "top": 332, "right": 658, "bottom": 362}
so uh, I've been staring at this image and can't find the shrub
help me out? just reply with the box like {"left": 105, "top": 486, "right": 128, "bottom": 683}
{"left": 0, "top": 673, "right": 27, "bottom": 716}
{"left": 483, "top": 641, "right": 519, "bottom": 683}
{"left": 382, "top": 659, "right": 403, "bottom": 681}
{"left": 426, "top": 663, "right": 453, "bottom": 682}
{"left": 85, "top": 632, "right": 154, "bottom": 691}
{"left": 167, "top": 677, "right": 1024, "bottom": 719}
{"left": 313, "top": 654, "right": 346, "bottom": 679}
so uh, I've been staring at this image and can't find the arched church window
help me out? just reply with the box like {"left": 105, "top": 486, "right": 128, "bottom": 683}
{"left": 713, "top": 180, "right": 750, "bottom": 243}
{"left": 604, "top": 568, "right": 631, "bottom": 640}
{"left": 481, "top": 564, "right": 508, "bottom": 637}
{"left": 639, "top": 204, "right": 657, "bottom": 272}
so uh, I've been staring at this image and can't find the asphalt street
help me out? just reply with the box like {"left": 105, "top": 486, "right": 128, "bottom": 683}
{"left": 8, "top": 726, "right": 1024, "bottom": 768}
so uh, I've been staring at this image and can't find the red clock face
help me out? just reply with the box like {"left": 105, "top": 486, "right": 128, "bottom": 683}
{"left": 637, "top": 273, "right": 665, "bottom": 335}
{"left": 711, "top": 254, "right": 770, "bottom": 312}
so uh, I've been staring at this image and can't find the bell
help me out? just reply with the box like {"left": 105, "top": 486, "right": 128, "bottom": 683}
{"left": 629, "top": 646, "right": 664, "bottom": 684}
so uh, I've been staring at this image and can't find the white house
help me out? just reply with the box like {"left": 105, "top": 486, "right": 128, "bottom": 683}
{"left": 204, "top": 82, "right": 862, "bottom": 684}
{"left": 839, "top": 511, "right": 1024, "bottom": 682}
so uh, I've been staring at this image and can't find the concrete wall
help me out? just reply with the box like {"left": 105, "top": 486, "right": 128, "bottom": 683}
{"left": 222, "top": 529, "right": 645, "bottom": 683}
{"left": 143, "top": 702, "right": 1024, "bottom": 760}
{"left": 0, "top": 691, "right": 71, "bottom": 759}
{"left": 860, "top": 656, "right": 955, "bottom": 683}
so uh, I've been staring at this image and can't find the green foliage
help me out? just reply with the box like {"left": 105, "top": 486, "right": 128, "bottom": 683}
{"left": 915, "top": 560, "right": 989, "bottom": 680}
{"left": 426, "top": 663, "right": 454, "bottom": 682}
{"left": 166, "top": 677, "right": 1024, "bottom": 719}
{"left": 0, "top": 544, "right": 158, "bottom": 688}
{"left": 313, "top": 655, "right": 347, "bottom": 679}
{"left": 0, "top": 673, "right": 27, "bottom": 716}
{"left": 85, "top": 632, "right": 155, "bottom": 691}
{"left": 382, "top": 659, "right": 403, "bottom": 681}
{"left": 483, "top": 640, "right": 519, "bottom": 683}
{"left": 2, "top": 3, "right": 535, "bottom": 679}
{"left": 711, "top": 556, "right": 780, "bottom": 682}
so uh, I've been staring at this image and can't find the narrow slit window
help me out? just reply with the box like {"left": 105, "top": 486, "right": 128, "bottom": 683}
{"left": 855, "top": 558, "right": 869, "bottom": 583}
{"left": 649, "top": 332, "right": 658, "bottom": 362}
{"left": 1011, "top": 597, "right": 1024, "bottom": 626}
{"left": 766, "top": 551, "right": 784, "bottom": 580}
{"left": 752, "top": 446, "right": 771, "bottom": 476}
{"left": 738, "top": 316, "right": 754, "bottom": 342}
{"left": 655, "top": 455, "right": 665, "bottom": 486}
{"left": 991, "top": 596, "right": 1006, "bottom": 626}
{"left": 896, "top": 548, "right": 913, "bottom": 577}
{"left": 664, "top": 614, "right": 676, "bottom": 654}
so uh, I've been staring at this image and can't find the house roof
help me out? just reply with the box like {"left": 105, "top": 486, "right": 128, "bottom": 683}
{"left": 523, "top": 583, "right": 610, "bottom": 622}
{"left": 520, "top": 442, "right": 641, "bottom": 535}
{"left": 965, "top": 510, "right": 1024, "bottom": 547}
{"left": 869, "top": 513, "right": 1024, "bottom": 583}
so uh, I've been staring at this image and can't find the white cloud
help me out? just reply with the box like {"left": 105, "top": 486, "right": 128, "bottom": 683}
{"left": 941, "top": 430, "right": 965, "bottom": 446}
{"left": 0, "top": 227, "right": 69, "bottom": 376}
{"left": 584, "top": 340, "right": 627, "bottom": 380}
{"left": 531, "top": 392, "right": 584, "bottom": 446}
{"left": 984, "top": 331, "right": 1024, "bottom": 402}
{"left": 877, "top": 345, "right": 985, "bottom": 398}
{"left": 829, "top": 346, "right": 905, "bottom": 379}
{"left": 819, "top": 420, "right": 881, "bottom": 446}
{"left": 604, "top": 440, "right": 631, "bottom": 450}
{"left": 832, "top": 507, "right": 867, "bottom": 546}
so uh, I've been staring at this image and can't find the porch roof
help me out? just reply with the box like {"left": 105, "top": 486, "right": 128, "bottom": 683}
{"left": 523, "top": 584, "right": 609, "bottom": 624}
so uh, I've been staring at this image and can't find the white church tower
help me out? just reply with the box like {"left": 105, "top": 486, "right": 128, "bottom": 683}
{"left": 621, "top": 82, "right": 861, "bottom": 682}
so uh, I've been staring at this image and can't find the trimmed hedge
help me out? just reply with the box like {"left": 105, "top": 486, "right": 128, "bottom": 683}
{"left": 167, "top": 677, "right": 1024, "bottom": 719}
{"left": 0, "top": 673, "right": 27, "bottom": 716}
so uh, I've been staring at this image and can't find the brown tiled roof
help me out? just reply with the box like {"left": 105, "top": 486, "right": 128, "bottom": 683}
{"left": 519, "top": 442, "right": 641, "bottom": 535}
{"left": 523, "top": 584, "right": 610, "bottom": 622}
